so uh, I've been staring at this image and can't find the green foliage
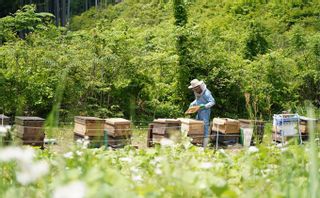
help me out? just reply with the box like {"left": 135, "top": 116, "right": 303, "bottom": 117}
{"left": 0, "top": 139, "right": 320, "bottom": 197}
{"left": 0, "top": 0, "right": 320, "bottom": 121}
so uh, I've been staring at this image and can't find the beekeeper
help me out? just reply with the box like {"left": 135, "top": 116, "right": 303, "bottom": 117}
{"left": 188, "top": 79, "right": 215, "bottom": 147}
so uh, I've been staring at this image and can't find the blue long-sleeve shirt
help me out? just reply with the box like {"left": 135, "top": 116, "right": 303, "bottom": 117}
{"left": 190, "top": 89, "right": 215, "bottom": 137}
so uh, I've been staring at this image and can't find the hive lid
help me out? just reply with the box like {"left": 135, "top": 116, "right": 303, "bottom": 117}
{"left": 238, "top": 119, "right": 265, "bottom": 124}
{"left": 0, "top": 115, "right": 9, "bottom": 119}
{"left": 213, "top": 118, "right": 239, "bottom": 125}
{"left": 105, "top": 118, "right": 131, "bottom": 125}
{"left": 153, "top": 118, "right": 181, "bottom": 124}
{"left": 299, "top": 116, "right": 318, "bottom": 122}
{"left": 177, "top": 118, "right": 204, "bottom": 124}
{"left": 15, "top": 116, "right": 44, "bottom": 121}
{"left": 75, "top": 116, "right": 103, "bottom": 121}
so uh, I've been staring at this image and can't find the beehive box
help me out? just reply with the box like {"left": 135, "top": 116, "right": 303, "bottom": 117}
{"left": 15, "top": 116, "right": 45, "bottom": 147}
{"left": 212, "top": 132, "right": 240, "bottom": 145}
{"left": 74, "top": 116, "right": 105, "bottom": 136}
{"left": 107, "top": 135, "right": 131, "bottom": 148}
{"left": 272, "top": 132, "right": 295, "bottom": 142}
{"left": 152, "top": 119, "right": 181, "bottom": 135}
{"left": 239, "top": 119, "right": 265, "bottom": 144}
{"left": 299, "top": 116, "right": 319, "bottom": 134}
{"left": 212, "top": 118, "right": 240, "bottom": 134}
{"left": 0, "top": 115, "right": 10, "bottom": 125}
{"left": 179, "top": 118, "right": 204, "bottom": 135}
{"left": 189, "top": 136, "right": 203, "bottom": 145}
{"left": 105, "top": 118, "right": 132, "bottom": 137}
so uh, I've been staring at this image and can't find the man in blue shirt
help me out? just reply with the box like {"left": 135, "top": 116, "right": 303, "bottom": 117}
{"left": 189, "top": 79, "right": 215, "bottom": 147}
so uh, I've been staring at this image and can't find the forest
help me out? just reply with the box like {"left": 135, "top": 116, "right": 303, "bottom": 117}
{"left": 1, "top": 1, "right": 320, "bottom": 198}
{"left": 0, "top": 0, "right": 319, "bottom": 122}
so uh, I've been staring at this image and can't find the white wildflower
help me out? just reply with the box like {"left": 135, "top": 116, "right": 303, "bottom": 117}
{"left": 16, "top": 160, "right": 49, "bottom": 185}
{"left": 132, "top": 175, "right": 143, "bottom": 182}
{"left": 248, "top": 146, "right": 259, "bottom": 153}
{"left": 82, "top": 140, "right": 90, "bottom": 148}
{"left": 199, "top": 162, "right": 213, "bottom": 169}
{"left": 76, "top": 139, "right": 83, "bottom": 144}
{"left": 160, "top": 138, "right": 174, "bottom": 147}
{"left": 214, "top": 162, "right": 224, "bottom": 169}
{"left": 155, "top": 167, "right": 162, "bottom": 175}
{"left": 119, "top": 157, "right": 132, "bottom": 163}
{"left": 0, "top": 126, "right": 8, "bottom": 134}
{"left": 197, "top": 147, "right": 205, "bottom": 152}
{"left": 76, "top": 151, "right": 83, "bottom": 156}
{"left": 0, "top": 147, "right": 35, "bottom": 163}
{"left": 63, "top": 152, "right": 73, "bottom": 159}
{"left": 218, "top": 149, "right": 225, "bottom": 154}
{"left": 130, "top": 167, "right": 139, "bottom": 174}
{"left": 53, "top": 181, "right": 86, "bottom": 198}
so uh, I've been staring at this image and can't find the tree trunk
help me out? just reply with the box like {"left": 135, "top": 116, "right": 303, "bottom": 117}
{"left": 55, "top": 0, "right": 60, "bottom": 26}
{"left": 61, "top": 0, "right": 66, "bottom": 26}
{"left": 44, "top": 0, "right": 49, "bottom": 12}
{"left": 67, "top": 0, "right": 71, "bottom": 23}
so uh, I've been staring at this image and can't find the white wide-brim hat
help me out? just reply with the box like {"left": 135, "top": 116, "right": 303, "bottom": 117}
{"left": 188, "top": 79, "right": 203, "bottom": 89}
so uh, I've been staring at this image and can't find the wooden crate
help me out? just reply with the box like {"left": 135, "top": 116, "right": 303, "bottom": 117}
{"left": 152, "top": 119, "right": 181, "bottom": 135}
{"left": 239, "top": 119, "right": 265, "bottom": 144}
{"left": 15, "top": 116, "right": 45, "bottom": 147}
{"left": 179, "top": 118, "right": 204, "bottom": 135}
{"left": 105, "top": 118, "right": 131, "bottom": 137}
{"left": 212, "top": 118, "right": 240, "bottom": 134}
{"left": 0, "top": 115, "right": 10, "bottom": 125}
{"left": 74, "top": 116, "right": 105, "bottom": 136}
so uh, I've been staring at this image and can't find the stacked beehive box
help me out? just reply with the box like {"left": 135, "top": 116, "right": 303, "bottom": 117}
{"left": 212, "top": 118, "right": 240, "bottom": 145}
{"left": 147, "top": 119, "right": 181, "bottom": 147}
{"left": 179, "top": 118, "right": 204, "bottom": 145}
{"left": 299, "top": 116, "right": 319, "bottom": 141}
{"left": 15, "top": 116, "right": 45, "bottom": 147}
{"left": 239, "top": 119, "right": 265, "bottom": 144}
{"left": 105, "top": 118, "right": 132, "bottom": 148}
{"left": 272, "top": 114, "right": 300, "bottom": 143}
{"left": 74, "top": 116, "right": 105, "bottom": 148}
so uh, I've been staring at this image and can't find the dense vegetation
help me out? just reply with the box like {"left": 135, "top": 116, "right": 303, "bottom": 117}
{"left": 0, "top": 0, "right": 319, "bottom": 122}
{"left": 0, "top": 137, "right": 319, "bottom": 197}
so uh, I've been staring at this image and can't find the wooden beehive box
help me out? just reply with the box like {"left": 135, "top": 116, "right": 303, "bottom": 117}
{"left": 212, "top": 118, "right": 240, "bottom": 134}
{"left": 15, "top": 116, "right": 45, "bottom": 146}
{"left": 152, "top": 119, "right": 181, "bottom": 135}
{"left": 105, "top": 118, "right": 131, "bottom": 137}
{"left": 0, "top": 115, "right": 10, "bottom": 125}
{"left": 299, "top": 116, "right": 319, "bottom": 134}
{"left": 178, "top": 118, "right": 204, "bottom": 135}
{"left": 74, "top": 116, "right": 105, "bottom": 136}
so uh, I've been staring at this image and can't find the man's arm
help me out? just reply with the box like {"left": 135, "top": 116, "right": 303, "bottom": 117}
{"left": 189, "top": 100, "right": 197, "bottom": 107}
{"left": 204, "top": 90, "right": 215, "bottom": 109}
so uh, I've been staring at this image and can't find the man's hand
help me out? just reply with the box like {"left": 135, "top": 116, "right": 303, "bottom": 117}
{"left": 199, "top": 104, "right": 205, "bottom": 109}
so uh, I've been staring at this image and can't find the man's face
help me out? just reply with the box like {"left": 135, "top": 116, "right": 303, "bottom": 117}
{"left": 192, "top": 85, "right": 202, "bottom": 94}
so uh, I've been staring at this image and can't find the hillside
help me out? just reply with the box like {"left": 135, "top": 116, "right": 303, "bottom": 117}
{"left": 0, "top": 0, "right": 319, "bottom": 121}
